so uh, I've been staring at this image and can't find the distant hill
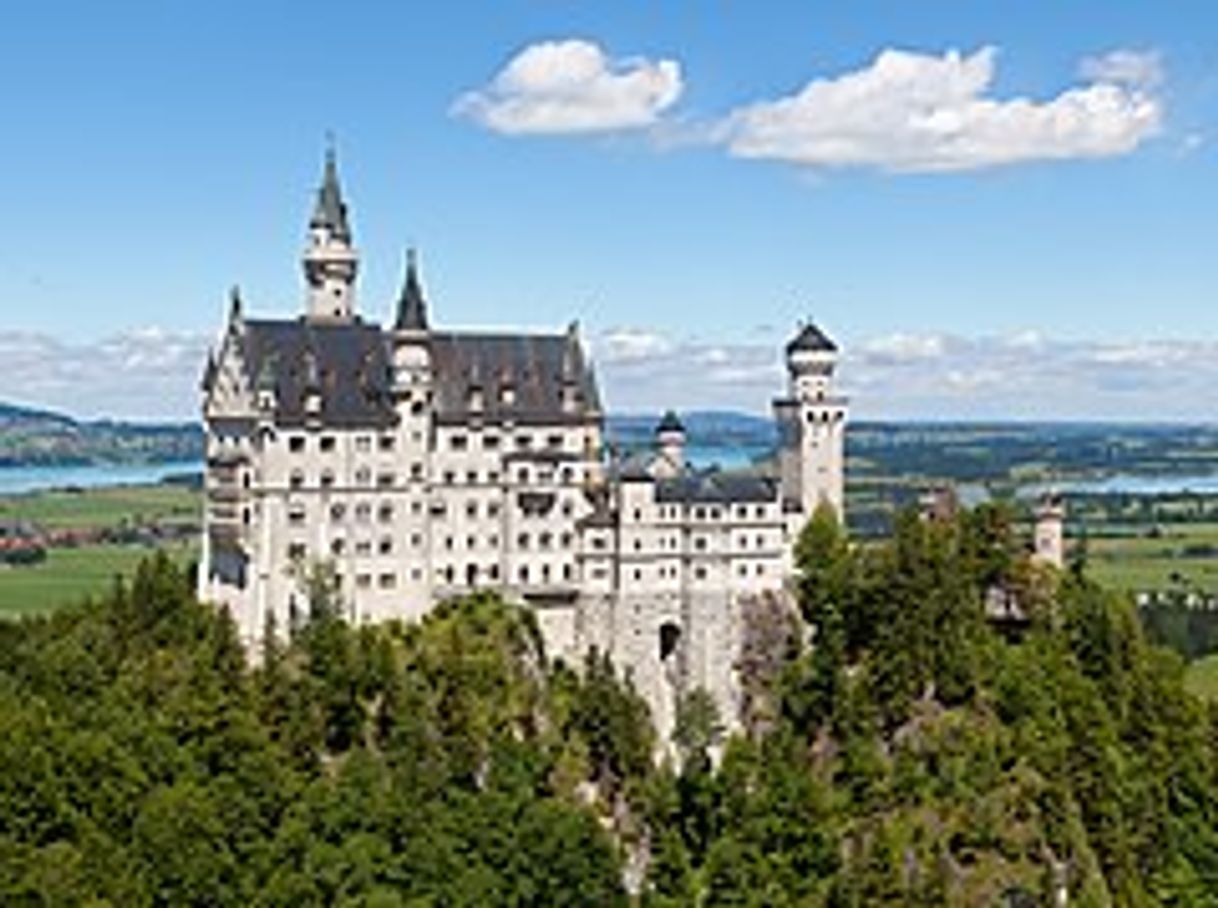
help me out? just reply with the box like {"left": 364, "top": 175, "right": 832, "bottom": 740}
{"left": 0, "top": 401, "right": 203, "bottom": 467}
{"left": 607, "top": 410, "right": 776, "bottom": 450}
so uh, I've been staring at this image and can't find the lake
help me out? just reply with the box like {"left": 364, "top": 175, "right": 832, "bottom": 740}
{"left": 0, "top": 445, "right": 766, "bottom": 497}
{"left": 0, "top": 461, "right": 203, "bottom": 496}
{"left": 1012, "top": 473, "right": 1218, "bottom": 499}
{"left": 1056, "top": 474, "right": 1218, "bottom": 496}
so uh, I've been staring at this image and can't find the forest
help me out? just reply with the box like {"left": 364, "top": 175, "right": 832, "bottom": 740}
{"left": 1, "top": 505, "right": 1217, "bottom": 905}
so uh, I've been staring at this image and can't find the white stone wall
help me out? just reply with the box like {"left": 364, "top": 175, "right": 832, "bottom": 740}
{"left": 201, "top": 313, "right": 844, "bottom": 744}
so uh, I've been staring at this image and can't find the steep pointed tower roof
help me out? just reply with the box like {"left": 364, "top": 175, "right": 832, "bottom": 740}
{"left": 309, "top": 148, "right": 352, "bottom": 243}
{"left": 786, "top": 321, "right": 838, "bottom": 355}
{"left": 656, "top": 409, "right": 685, "bottom": 435}
{"left": 394, "top": 248, "right": 429, "bottom": 332}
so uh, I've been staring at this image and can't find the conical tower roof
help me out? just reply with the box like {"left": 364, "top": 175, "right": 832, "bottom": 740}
{"left": 394, "top": 248, "right": 429, "bottom": 332}
{"left": 786, "top": 321, "right": 837, "bottom": 355}
{"left": 309, "top": 148, "right": 352, "bottom": 242}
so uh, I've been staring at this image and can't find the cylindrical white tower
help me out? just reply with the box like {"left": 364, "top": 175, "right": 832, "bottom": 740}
{"left": 775, "top": 322, "right": 847, "bottom": 520}
{"left": 653, "top": 410, "right": 686, "bottom": 477}
{"left": 1033, "top": 493, "right": 1066, "bottom": 569}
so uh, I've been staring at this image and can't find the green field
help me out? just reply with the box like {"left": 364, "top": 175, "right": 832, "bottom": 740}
{"left": 0, "top": 483, "right": 201, "bottom": 617}
{"left": 1185, "top": 653, "right": 1218, "bottom": 702}
{"left": 1086, "top": 523, "right": 1218, "bottom": 594}
{"left": 0, "top": 483, "right": 199, "bottom": 531}
{"left": 0, "top": 543, "right": 197, "bottom": 617}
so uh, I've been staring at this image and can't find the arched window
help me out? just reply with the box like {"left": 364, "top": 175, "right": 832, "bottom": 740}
{"left": 659, "top": 622, "right": 681, "bottom": 661}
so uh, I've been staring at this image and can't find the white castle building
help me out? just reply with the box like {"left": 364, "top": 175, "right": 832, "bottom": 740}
{"left": 199, "top": 153, "right": 847, "bottom": 738}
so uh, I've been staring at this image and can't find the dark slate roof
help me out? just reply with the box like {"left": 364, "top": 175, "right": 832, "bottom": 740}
{"left": 429, "top": 330, "right": 601, "bottom": 425}
{"left": 786, "top": 322, "right": 837, "bottom": 355}
{"left": 394, "top": 250, "right": 428, "bottom": 331}
{"left": 310, "top": 151, "right": 352, "bottom": 242}
{"left": 242, "top": 319, "right": 395, "bottom": 428}
{"left": 656, "top": 410, "right": 684, "bottom": 434}
{"left": 239, "top": 319, "right": 601, "bottom": 429}
{"left": 656, "top": 470, "right": 778, "bottom": 504}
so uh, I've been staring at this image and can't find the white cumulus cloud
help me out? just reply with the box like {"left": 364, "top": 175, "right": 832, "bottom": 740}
{"left": 860, "top": 332, "right": 948, "bottom": 364}
{"left": 712, "top": 46, "right": 1161, "bottom": 172}
{"left": 453, "top": 39, "right": 683, "bottom": 135}
{"left": 0, "top": 328, "right": 210, "bottom": 421}
{"left": 1079, "top": 49, "right": 1163, "bottom": 89}
{"left": 595, "top": 327, "right": 675, "bottom": 363}
{"left": 591, "top": 325, "right": 1218, "bottom": 421}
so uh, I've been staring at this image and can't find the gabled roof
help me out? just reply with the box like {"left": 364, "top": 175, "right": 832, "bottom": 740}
{"left": 656, "top": 469, "right": 778, "bottom": 504}
{"left": 237, "top": 319, "right": 602, "bottom": 428}
{"left": 242, "top": 319, "right": 394, "bottom": 428}
{"left": 786, "top": 322, "right": 837, "bottom": 355}
{"left": 429, "top": 331, "right": 601, "bottom": 425}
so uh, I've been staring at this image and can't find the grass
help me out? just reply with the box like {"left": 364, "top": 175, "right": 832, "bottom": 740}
{"left": 0, "top": 484, "right": 200, "bottom": 531}
{"left": 0, "top": 543, "right": 196, "bottom": 617}
{"left": 1185, "top": 653, "right": 1218, "bottom": 703}
{"left": 1085, "top": 523, "right": 1218, "bottom": 594}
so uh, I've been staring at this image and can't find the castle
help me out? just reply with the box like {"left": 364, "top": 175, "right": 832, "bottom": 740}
{"left": 199, "top": 153, "right": 846, "bottom": 739}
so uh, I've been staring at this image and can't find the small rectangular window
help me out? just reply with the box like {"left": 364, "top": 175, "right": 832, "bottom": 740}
{"left": 289, "top": 436, "right": 306, "bottom": 453}
{"left": 450, "top": 434, "right": 468, "bottom": 451}
{"left": 320, "top": 436, "right": 336, "bottom": 452}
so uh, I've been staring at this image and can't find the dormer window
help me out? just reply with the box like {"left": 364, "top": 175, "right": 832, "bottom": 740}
{"left": 500, "top": 384, "right": 516, "bottom": 406}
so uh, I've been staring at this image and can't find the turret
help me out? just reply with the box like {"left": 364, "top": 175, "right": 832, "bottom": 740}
{"left": 774, "top": 320, "right": 847, "bottom": 520}
{"left": 394, "top": 248, "right": 429, "bottom": 333}
{"left": 1033, "top": 492, "right": 1065, "bottom": 569}
{"left": 560, "top": 321, "right": 583, "bottom": 415}
{"left": 785, "top": 322, "right": 838, "bottom": 402}
{"left": 303, "top": 147, "right": 358, "bottom": 322}
{"left": 652, "top": 410, "right": 686, "bottom": 478}
{"left": 390, "top": 249, "right": 432, "bottom": 406}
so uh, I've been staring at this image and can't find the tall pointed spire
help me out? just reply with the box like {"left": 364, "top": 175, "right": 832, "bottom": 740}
{"left": 395, "top": 248, "right": 429, "bottom": 332}
{"left": 227, "top": 285, "right": 244, "bottom": 334}
{"left": 310, "top": 143, "right": 351, "bottom": 243}
{"left": 303, "top": 142, "right": 359, "bottom": 321}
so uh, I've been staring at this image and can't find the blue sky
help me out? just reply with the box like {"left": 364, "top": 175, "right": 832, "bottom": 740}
{"left": 0, "top": 1, "right": 1216, "bottom": 420}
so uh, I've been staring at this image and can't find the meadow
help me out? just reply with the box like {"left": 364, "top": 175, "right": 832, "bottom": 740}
{"left": 0, "top": 483, "right": 200, "bottom": 617}
{"left": 1086, "top": 522, "right": 1218, "bottom": 594}
{"left": 0, "top": 542, "right": 197, "bottom": 616}
{"left": 0, "top": 482, "right": 198, "bottom": 531}
{"left": 1185, "top": 653, "right": 1218, "bottom": 702}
